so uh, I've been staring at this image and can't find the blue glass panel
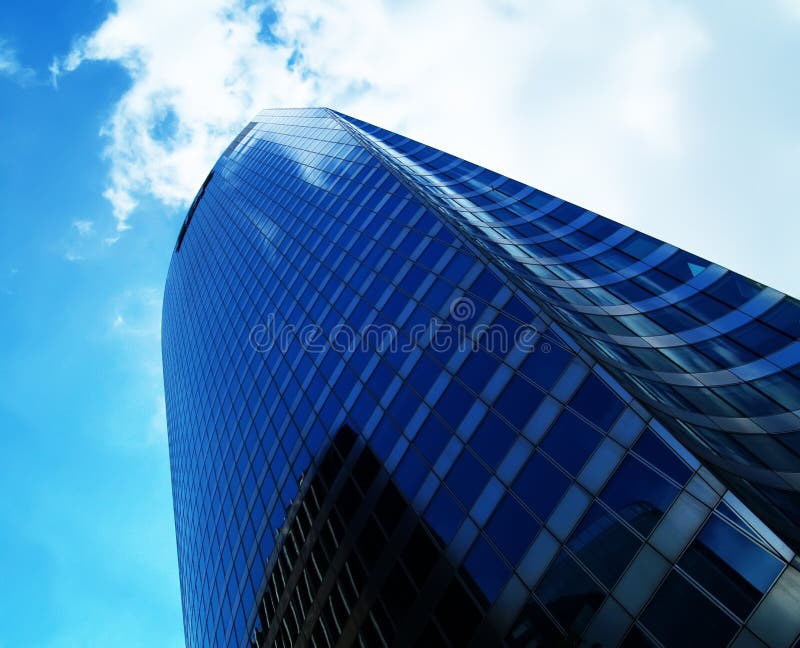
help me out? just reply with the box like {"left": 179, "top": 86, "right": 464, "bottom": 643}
{"left": 415, "top": 417, "right": 450, "bottom": 464}
{"left": 707, "top": 273, "right": 761, "bottom": 308}
{"left": 518, "top": 337, "right": 572, "bottom": 390}
{"left": 633, "top": 429, "right": 692, "bottom": 485}
{"left": 540, "top": 410, "right": 601, "bottom": 475}
{"left": 762, "top": 299, "right": 800, "bottom": 338}
{"left": 568, "top": 374, "right": 624, "bottom": 431}
{"left": 469, "top": 411, "right": 515, "bottom": 469}
{"left": 679, "top": 515, "right": 782, "bottom": 619}
{"left": 462, "top": 537, "right": 511, "bottom": 605}
{"left": 512, "top": 452, "right": 570, "bottom": 521}
{"left": 446, "top": 451, "right": 491, "bottom": 508}
{"left": 567, "top": 503, "right": 641, "bottom": 588}
{"left": 493, "top": 374, "right": 544, "bottom": 429}
{"left": 458, "top": 350, "right": 500, "bottom": 394}
{"left": 486, "top": 493, "right": 540, "bottom": 565}
{"left": 394, "top": 448, "right": 428, "bottom": 497}
{"left": 600, "top": 455, "right": 678, "bottom": 536}
{"left": 436, "top": 381, "right": 474, "bottom": 428}
{"left": 425, "top": 487, "right": 465, "bottom": 545}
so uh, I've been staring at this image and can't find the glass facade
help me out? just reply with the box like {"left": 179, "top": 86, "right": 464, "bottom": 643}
{"left": 162, "top": 108, "right": 800, "bottom": 648}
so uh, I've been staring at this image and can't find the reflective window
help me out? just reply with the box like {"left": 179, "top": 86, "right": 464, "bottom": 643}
{"left": 569, "top": 374, "right": 624, "bottom": 431}
{"left": 641, "top": 571, "right": 738, "bottom": 648}
{"left": 446, "top": 451, "right": 491, "bottom": 508}
{"left": 540, "top": 409, "right": 602, "bottom": 475}
{"left": 535, "top": 549, "right": 604, "bottom": 635}
{"left": 600, "top": 455, "right": 678, "bottom": 536}
{"left": 567, "top": 503, "right": 641, "bottom": 588}
{"left": 679, "top": 514, "right": 783, "bottom": 619}
{"left": 424, "top": 487, "right": 465, "bottom": 545}
{"left": 468, "top": 411, "right": 515, "bottom": 469}
{"left": 633, "top": 429, "right": 691, "bottom": 485}
{"left": 518, "top": 336, "right": 572, "bottom": 390}
{"left": 512, "top": 452, "right": 570, "bottom": 521}
{"left": 462, "top": 537, "right": 510, "bottom": 605}
{"left": 486, "top": 493, "right": 540, "bottom": 565}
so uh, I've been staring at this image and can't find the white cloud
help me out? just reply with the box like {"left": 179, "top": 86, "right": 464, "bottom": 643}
{"left": 53, "top": 0, "right": 315, "bottom": 232}
{"left": 55, "top": 0, "right": 709, "bottom": 236}
{"left": 0, "top": 39, "right": 35, "bottom": 85}
{"left": 72, "top": 220, "right": 95, "bottom": 237}
{"left": 58, "top": 3, "right": 800, "bottom": 296}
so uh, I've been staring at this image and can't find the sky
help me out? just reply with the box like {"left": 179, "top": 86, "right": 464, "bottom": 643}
{"left": 0, "top": 0, "right": 798, "bottom": 645}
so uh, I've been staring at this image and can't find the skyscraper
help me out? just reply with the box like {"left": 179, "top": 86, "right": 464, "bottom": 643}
{"left": 162, "top": 108, "right": 800, "bottom": 648}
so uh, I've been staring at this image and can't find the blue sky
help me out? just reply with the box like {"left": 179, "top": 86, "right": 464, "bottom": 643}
{"left": 0, "top": 1, "right": 798, "bottom": 646}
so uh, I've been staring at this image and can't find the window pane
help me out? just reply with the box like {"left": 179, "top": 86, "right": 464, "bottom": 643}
{"left": 567, "top": 504, "right": 642, "bottom": 588}
{"left": 535, "top": 549, "right": 604, "bottom": 635}
{"left": 678, "top": 515, "right": 783, "bottom": 619}
{"left": 600, "top": 456, "right": 678, "bottom": 536}
{"left": 641, "top": 571, "right": 737, "bottom": 648}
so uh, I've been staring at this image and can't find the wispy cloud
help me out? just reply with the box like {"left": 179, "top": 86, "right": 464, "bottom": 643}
{"left": 0, "top": 39, "right": 35, "bottom": 85}
{"left": 64, "top": 220, "right": 98, "bottom": 261}
{"left": 72, "top": 220, "right": 95, "bottom": 237}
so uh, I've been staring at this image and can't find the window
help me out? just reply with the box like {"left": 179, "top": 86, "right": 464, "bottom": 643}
{"left": 641, "top": 571, "right": 737, "bottom": 648}
{"left": 540, "top": 409, "right": 601, "bottom": 475}
{"left": 678, "top": 515, "right": 783, "bottom": 619}
{"left": 535, "top": 549, "right": 604, "bottom": 635}
{"left": 512, "top": 452, "right": 570, "bottom": 521}
{"left": 600, "top": 455, "right": 678, "bottom": 536}
{"left": 567, "top": 504, "right": 641, "bottom": 588}
{"left": 446, "top": 451, "right": 491, "bottom": 508}
{"left": 469, "top": 411, "right": 515, "bottom": 468}
{"left": 518, "top": 338, "right": 572, "bottom": 389}
{"left": 486, "top": 494, "right": 540, "bottom": 565}
{"left": 424, "top": 487, "right": 465, "bottom": 545}
{"left": 569, "top": 374, "right": 624, "bottom": 431}
{"left": 633, "top": 429, "right": 691, "bottom": 485}
{"left": 462, "top": 536, "right": 510, "bottom": 605}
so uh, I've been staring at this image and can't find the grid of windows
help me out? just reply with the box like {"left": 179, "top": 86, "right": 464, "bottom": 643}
{"left": 162, "top": 108, "right": 800, "bottom": 648}
{"left": 251, "top": 425, "right": 499, "bottom": 648}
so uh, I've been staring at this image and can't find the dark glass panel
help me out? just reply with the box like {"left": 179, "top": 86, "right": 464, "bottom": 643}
{"left": 600, "top": 456, "right": 678, "bottom": 536}
{"left": 518, "top": 336, "right": 573, "bottom": 390}
{"left": 485, "top": 493, "right": 540, "bottom": 565}
{"left": 424, "top": 487, "right": 465, "bottom": 545}
{"left": 633, "top": 428, "right": 692, "bottom": 485}
{"left": 462, "top": 536, "right": 511, "bottom": 606}
{"left": 434, "top": 580, "right": 482, "bottom": 647}
{"left": 446, "top": 451, "right": 491, "bottom": 508}
{"left": 540, "top": 409, "right": 602, "bottom": 475}
{"left": 468, "top": 411, "right": 515, "bottom": 469}
{"left": 569, "top": 374, "right": 624, "bottom": 431}
{"left": 535, "top": 549, "right": 604, "bottom": 635}
{"left": 512, "top": 452, "right": 570, "bottom": 521}
{"left": 567, "top": 503, "right": 642, "bottom": 588}
{"left": 640, "top": 571, "right": 737, "bottom": 648}
{"left": 679, "top": 515, "right": 782, "bottom": 619}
